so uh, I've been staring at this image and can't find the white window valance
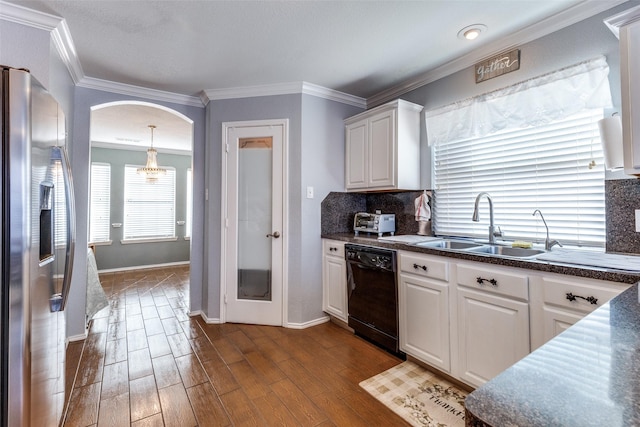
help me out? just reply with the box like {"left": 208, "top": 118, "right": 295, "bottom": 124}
{"left": 425, "top": 56, "right": 613, "bottom": 145}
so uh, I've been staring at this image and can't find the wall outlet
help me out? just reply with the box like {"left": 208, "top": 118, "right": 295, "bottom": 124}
{"left": 636, "top": 210, "right": 640, "bottom": 232}
{"left": 306, "top": 186, "right": 314, "bottom": 199}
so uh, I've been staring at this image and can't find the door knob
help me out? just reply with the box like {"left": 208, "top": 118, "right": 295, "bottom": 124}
{"left": 266, "top": 231, "right": 280, "bottom": 238}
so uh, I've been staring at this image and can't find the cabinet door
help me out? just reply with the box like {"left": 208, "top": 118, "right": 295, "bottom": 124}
{"left": 345, "top": 120, "right": 368, "bottom": 190}
{"left": 542, "top": 305, "right": 583, "bottom": 342}
{"left": 323, "top": 254, "right": 348, "bottom": 322}
{"left": 621, "top": 20, "right": 640, "bottom": 174}
{"left": 457, "top": 287, "right": 529, "bottom": 388}
{"left": 399, "top": 274, "right": 450, "bottom": 372}
{"left": 368, "top": 110, "right": 396, "bottom": 188}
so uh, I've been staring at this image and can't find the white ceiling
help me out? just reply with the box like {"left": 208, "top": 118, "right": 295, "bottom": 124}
{"left": 90, "top": 103, "right": 193, "bottom": 153}
{"left": 3, "top": 0, "right": 627, "bottom": 152}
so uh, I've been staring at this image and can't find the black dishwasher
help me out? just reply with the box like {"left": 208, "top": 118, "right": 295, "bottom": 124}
{"left": 345, "top": 244, "right": 400, "bottom": 355}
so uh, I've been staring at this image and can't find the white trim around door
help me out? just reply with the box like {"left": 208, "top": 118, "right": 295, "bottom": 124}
{"left": 220, "top": 119, "right": 289, "bottom": 326}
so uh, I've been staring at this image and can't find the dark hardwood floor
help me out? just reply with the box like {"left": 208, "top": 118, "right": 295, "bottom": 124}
{"left": 62, "top": 265, "right": 409, "bottom": 426}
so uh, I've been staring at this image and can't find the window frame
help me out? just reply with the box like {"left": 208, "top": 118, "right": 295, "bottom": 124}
{"left": 88, "top": 162, "right": 112, "bottom": 245}
{"left": 185, "top": 168, "right": 192, "bottom": 240}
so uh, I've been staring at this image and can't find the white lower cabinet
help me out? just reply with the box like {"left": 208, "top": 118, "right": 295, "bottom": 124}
{"left": 529, "top": 274, "right": 631, "bottom": 350}
{"left": 398, "top": 251, "right": 451, "bottom": 372}
{"left": 337, "top": 243, "right": 633, "bottom": 390}
{"left": 321, "top": 240, "right": 348, "bottom": 322}
{"left": 456, "top": 262, "right": 530, "bottom": 388}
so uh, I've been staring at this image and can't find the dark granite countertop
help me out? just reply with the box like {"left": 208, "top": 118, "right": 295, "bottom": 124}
{"left": 464, "top": 283, "right": 640, "bottom": 427}
{"left": 322, "top": 233, "right": 640, "bottom": 284}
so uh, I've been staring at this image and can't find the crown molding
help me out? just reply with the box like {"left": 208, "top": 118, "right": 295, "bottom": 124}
{"left": 203, "top": 81, "right": 302, "bottom": 101}
{"left": 604, "top": 4, "right": 640, "bottom": 38}
{"left": 0, "top": 0, "right": 60, "bottom": 30}
{"left": 0, "top": 1, "right": 84, "bottom": 83}
{"left": 50, "top": 20, "right": 84, "bottom": 83}
{"left": 301, "top": 82, "right": 366, "bottom": 108}
{"left": 202, "top": 81, "right": 366, "bottom": 108}
{"left": 77, "top": 76, "right": 204, "bottom": 107}
{"left": 366, "top": 0, "right": 628, "bottom": 108}
{"left": 1, "top": 0, "right": 203, "bottom": 107}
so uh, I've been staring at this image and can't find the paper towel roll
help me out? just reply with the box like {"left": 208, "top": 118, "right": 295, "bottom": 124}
{"left": 598, "top": 115, "right": 624, "bottom": 170}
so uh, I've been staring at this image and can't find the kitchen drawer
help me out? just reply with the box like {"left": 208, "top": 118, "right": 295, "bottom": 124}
{"left": 399, "top": 251, "right": 449, "bottom": 282}
{"left": 541, "top": 277, "right": 623, "bottom": 314}
{"left": 457, "top": 263, "right": 528, "bottom": 301}
{"left": 323, "top": 239, "right": 345, "bottom": 258}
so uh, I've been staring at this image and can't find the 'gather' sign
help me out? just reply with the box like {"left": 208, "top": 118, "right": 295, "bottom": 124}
{"left": 475, "top": 49, "right": 520, "bottom": 83}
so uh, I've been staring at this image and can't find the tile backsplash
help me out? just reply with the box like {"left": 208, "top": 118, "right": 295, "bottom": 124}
{"left": 323, "top": 180, "right": 640, "bottom": 255}
{"left": 321, "top": 190, "right": 431, "bottom": 236}
{"left": 606, "top": 179, "right": 640, "bottom": 254}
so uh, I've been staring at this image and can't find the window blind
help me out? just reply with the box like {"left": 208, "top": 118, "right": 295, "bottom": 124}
{"left": 186, "top": 169, "right": 192, "bottom": 238}
{"left": 123, "top": 165, "right": 176, "bottom": 240}
{"left": 89, "top": 162, "right": 111, "bottom": 243}
{"left": 433, "top": 109, "right": 605, "bottom": 247}
{"left": 53, "top": 162, "right": 67, "bottom": 247}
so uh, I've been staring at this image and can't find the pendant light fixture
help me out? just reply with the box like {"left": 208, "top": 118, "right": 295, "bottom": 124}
{"left": 137, "top": 125, "right": 166, "bottom": 182}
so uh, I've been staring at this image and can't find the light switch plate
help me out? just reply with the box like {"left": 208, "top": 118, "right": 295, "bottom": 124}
{"left": 306, "top": 186, "right": 314, "bottom": 199}
{"left": 636, "top": 210, "right": 640, "bottom": 232}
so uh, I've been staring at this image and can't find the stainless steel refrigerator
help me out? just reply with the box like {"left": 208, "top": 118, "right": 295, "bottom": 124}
{"left": 1, "top": 66, "right": 76, "bottom": 426}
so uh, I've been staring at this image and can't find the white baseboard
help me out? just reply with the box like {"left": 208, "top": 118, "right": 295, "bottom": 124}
{"left": 67, "top": 331, "right": 88, "bottom": 342}
{"left": 192, "top": 313, "right": 329, "bottom": 329}
{"left": 98, "top": 260, "right": 190, "bottom": 273}
{"left": 286, "top": 315, "right": 330, "bottom": 329}
{"left": 196, "top": 311, "right": 222, "bottom": 324}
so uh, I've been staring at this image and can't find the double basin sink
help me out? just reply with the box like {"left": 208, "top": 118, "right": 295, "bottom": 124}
{"left": 414, "top": 239, "right": 545, "bottom": 259}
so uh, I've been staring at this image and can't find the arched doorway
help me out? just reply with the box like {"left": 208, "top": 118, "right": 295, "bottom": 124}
{"left": 88, "top": 101, "right": 194, "bottom": 296}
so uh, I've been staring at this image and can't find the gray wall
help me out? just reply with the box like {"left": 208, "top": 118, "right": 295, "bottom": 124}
{"left": 205, "top": 93, "right": 362, "bottom": 324}
{"left": 0, "top": 21, "right": 51, "bottom": 88}
{"left": 298, "top": 94, "right": 363, "bottom": 323}
{"left": 90, "top": 147, "right": 191, "bottom": 270}
{"left": 205, "top": 95, "right": 301, "bottom": 322}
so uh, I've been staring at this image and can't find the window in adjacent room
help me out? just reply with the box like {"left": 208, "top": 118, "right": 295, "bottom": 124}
{"left": 185, "top": 168, "right": 192, "bottom": 239}
{"left": 123, "top": 165, "right": 176, "bottom": 241}
{"left": 89, "top": 162, "right": 111, "bottom": 244}
{"left": 427, "top": 57, "right": 612, "bottom": 247}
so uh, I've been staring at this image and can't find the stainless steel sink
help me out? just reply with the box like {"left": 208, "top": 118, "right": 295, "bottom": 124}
{"left": 414, "top": 240, "right": 484, "bottom": 250}
{"left": 467, "top": 245, "right": 545, "bottom": 258}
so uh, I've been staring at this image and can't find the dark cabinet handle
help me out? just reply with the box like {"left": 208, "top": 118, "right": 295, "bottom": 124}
{"left": 476, "top": 277, "right": 498, "bottom": 287}
{"left": 329, "top": 247, "right": 337, "bottom": 252}
{"left": 566, "top": 292, "right": 598, "bottom": 305}
{"left": 413, "top": 263, "right": 428, "bottom": 271}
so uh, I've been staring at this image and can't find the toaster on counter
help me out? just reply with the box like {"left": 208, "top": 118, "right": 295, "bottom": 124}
{"left": 353, "top": 212, "right": 396, "bottom": 237}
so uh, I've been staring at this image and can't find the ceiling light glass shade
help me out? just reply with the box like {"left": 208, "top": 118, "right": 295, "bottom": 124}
{"left": 137, "top": 125, "right": 166, "bottom": 182}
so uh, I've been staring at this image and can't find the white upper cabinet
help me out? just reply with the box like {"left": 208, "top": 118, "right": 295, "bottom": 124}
{"left": 605, "top": 6, "right": 640, "bottom": 176}
{"left": 344, "top": 99, "right": 423, "bottom": 191}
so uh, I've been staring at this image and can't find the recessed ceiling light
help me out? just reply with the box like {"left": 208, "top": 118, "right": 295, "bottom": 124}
{"left": 458, "top": 24, "right": 487, "bottom": 41}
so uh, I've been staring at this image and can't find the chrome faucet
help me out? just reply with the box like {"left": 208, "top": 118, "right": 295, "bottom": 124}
{"left": 532, "top": 209, "right": 563, "bottom": 251}
{"left": 472, "top": 192, "right": 503, "bottom": 244}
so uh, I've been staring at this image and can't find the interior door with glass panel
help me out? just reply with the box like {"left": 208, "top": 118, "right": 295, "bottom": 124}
{"left": 223, "top": 121, "right": 286, "bottom": 326}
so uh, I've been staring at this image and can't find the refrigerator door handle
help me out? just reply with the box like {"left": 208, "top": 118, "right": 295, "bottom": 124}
{"left": 50, "top": 146, "right": 76, "bottom": 312}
